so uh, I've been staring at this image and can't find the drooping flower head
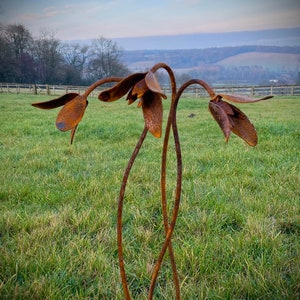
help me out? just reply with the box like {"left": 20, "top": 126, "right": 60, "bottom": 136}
{"left": 208, "top": 93, "right": 273, "bottom": 146}
{"left": 98, "top": 71, "right": 167, "bottom": 138}
{"left": 32, "top": 93, "right": 88, "bottom": 144}
{"left": 32, "top": 78, "right": 122, "bottom": 144}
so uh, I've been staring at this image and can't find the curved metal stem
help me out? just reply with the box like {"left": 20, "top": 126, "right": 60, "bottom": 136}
{"left": 148, "top": 64, "right": 180, "bottom": 299}
{"left": 117, "top": 126, "right": 148, "bottom": 300}
{"left": 83, "top": 77, "right": 123, "bottom": 98}
{"left": 91, "top": 72, "right": 216, "bottom": 299}
{"left": 148, "top": 88, "right": 182, "bottom": 299}
{"left": 82, "top": 76, "right": 134, "bottom": 298}
{"left": 148, "top": 78, "right": 215, "bottom": 298}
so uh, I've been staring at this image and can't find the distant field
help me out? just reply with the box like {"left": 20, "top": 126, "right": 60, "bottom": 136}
{"left": 124, "top": 46, "right": 300, "bottom": 76}
{"left": 173, "top": 52, "right": 300, "bottom": 74}
{"left": 217, "top": 52, "right": 300, "bottom": 71}
{"left": 0, "top": 93, "right": 299, "bottom": 299}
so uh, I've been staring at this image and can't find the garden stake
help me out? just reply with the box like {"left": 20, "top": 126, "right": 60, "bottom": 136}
{"left": 117, "top": 125, "right": 148, "bottom": 300}
{"left": 150, "top": 63, "right": 180, "bottom": 299}
{"left": 32, "top": 63, "right": 273, "bottom": 299}
{"left": 148, "top": 78, "right": 273, "bottom": 298}
{"left": 98, "top": 64, "right": 180, "bottom": 298}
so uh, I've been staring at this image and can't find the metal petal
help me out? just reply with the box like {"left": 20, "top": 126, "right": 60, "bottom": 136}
{"left": 98, "top": 73, "right": 146, "bottom": 102}
{"left": 130, "top": 79, "right": 149, "bottom": 99}
{"left": 145, "top": 71, "right": 167, "bottom": 99}
{"left": 208, "top": 101, "right": 231, "bottom": 142}
{"left": 141, "top": 91, "right": 163, "bottom": 138}
{"left": 126, "top": 86, "right": 138, "bottom": 104}
{"left": 31, "top": 93, "right": 79, "bottom": 109}
{"left": 218, "top": 93, "right": 273, "bottom": 103}
{"left": 227, "top": 103, "right": 258, "bottom": 147}
{"left": 56, "top": 95, "right": 87, "bottom": 132}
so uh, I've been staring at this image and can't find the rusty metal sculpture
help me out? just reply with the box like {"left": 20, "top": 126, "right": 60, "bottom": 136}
{"left": 32, "top": 63, "right": 272, "bottom": 299}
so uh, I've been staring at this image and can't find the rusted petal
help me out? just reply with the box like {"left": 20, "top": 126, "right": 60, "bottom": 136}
{"left": 145, "top": 71, "right": 167, "bottom": 99}
{"left": 130, "top": 79, "right": 149, "bottom": 99}
{"left": 227, "top": 103, "right": 258, "bottom": 146}
{"left": 208, "top": 101, "right": 231, "bottom": 142}
{"left": 137, "top": 100, "right": 142, "bottom": 108}
{"left": 215, "top": 99, "right": 235, "bottom": 115}
{"left": 142, "top": 91, "right": 163, "bottom": 138}
{"left": 98, "top": 73, "right": 146, "bottom": 102}
{"left": 32, "top": 93, "right": 78, "bottom": 109}
{"left": 218, "top": 93, "right": 273, "bottom": 103}
{"left": 126, "top": 86, "right": 138, "bottom": 104}
{"left": 56, "top": 95, "right": 87, "bottom": 132}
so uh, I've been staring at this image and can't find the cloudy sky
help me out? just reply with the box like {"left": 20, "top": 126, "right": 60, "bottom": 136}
{"left": 1, "top": 0, "right": 300, "bottom": 40}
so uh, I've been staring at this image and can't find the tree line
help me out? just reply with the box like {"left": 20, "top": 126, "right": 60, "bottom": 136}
{"left": 0, "top": 23, "right": 130, "bottom": 85}
{"left": 1, "top": 23, "right": 299, "bottom": 86}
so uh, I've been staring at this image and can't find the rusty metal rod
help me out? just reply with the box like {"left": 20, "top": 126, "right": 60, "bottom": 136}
{"left": 117, "top": 126, "right": 148, "bottom": 299}
{"left": 148, "top": 79, "right": 216, "bottom": 298}
{"left": 150, "top": 63, "right": 180, "bottom": 299}
{"left": 149, "top": 63, "right": 180, "bottom": 300}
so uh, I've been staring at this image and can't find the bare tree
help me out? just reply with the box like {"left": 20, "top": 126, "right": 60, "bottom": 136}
{"left": 5, "top": 24, "right": 32, "bottom": 59}
{"left": 0, "top": 24, "right": 131, "bottom": 84}
{"left": 0, "top": 23, "right": 35, "bottom": 82}
{"left": 176, "top": 72, "right": 192, "bottom": 86}
{"left": 60, "top": 42, "right": 89, "bottom": 84}
{"left": 61, "top": 43, "right": 89, "bottom": 73}
{"left": 87, "top": 36, "right": 129, "bottom": 81}
{"left": 31, "top": 29, "right": 64, "bottom": 84}
{"left": 0, "top": 28, "right": 15, "bottom": 82}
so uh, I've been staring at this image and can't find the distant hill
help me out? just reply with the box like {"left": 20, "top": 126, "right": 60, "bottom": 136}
{"left": 121, "top": 45, "right": 300, "bottom": 72}
{"left": 120, "top": 45, "right": 300, "bottom": 85}
{"left": 114, "top": 28, "right": 300, "bottom": 50}
{"left": 217, "top": 52, "right": 300, "bottom": 72}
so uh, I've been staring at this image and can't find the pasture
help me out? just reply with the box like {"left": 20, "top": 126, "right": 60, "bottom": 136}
{"left": 0, "top": 93, "right": 299, "bottom": 299}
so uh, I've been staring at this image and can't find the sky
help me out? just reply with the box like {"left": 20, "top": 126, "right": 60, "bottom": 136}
{"left": 1, "top": 0, "right": 300, "bottom": 41}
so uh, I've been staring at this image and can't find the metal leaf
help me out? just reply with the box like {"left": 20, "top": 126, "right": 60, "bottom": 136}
{"left": 141, "top": 91, "right": 163, "bottom": 138}
{"left": 130, "top": 79, "right": 149, "bottom": 99}
{"left": 218, "top": 93, "right": 273, "bottom": 103}
{"left": 56, "top": 95, "right": 87, "bottom": 132}
{"left": 145, "top": 71, "right": 167, "bottom": 99}
{"left": 98, "top": 73, "right": 146, "bottom": 102}
{"left": 126, "top": 86, "right": 138, "bottom": 104}
{"left": 208, "top": 101, "right": 231, "bottom": 142}
{"left": 227, "top": 103, "right": 258, "bottom": 146}
{"left": 32, "top": 93, "right": 78, "bottom": 109}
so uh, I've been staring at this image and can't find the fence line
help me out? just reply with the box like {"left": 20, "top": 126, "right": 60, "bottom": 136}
{"left": 1, "top": 82, "right": 300, "bottom": 97}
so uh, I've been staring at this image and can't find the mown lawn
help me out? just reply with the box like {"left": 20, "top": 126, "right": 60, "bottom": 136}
{"left": 0, "top": 92, "right": 299, "bottom": 299}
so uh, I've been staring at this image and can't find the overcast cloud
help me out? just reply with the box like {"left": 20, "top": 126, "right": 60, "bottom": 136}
{"left": 1, "top": 0, "right": 299, "bottom": 40}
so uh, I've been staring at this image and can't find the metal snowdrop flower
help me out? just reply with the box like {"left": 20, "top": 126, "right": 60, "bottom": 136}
{"left": 32, "top": 93, "right": 88, "bottom": 144}
{"left": 32, "top": 77, "right": 122, "bottom": 144}
{"left": 98, "top": 71, "right": 167, "bottom": 138}
{"left": 209, "top": 93, "right": 273, "bottom": 146}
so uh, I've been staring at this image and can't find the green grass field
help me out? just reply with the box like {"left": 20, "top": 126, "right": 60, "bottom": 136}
{"left": 0, "top": 93, "right": 299, "bottom": 299}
